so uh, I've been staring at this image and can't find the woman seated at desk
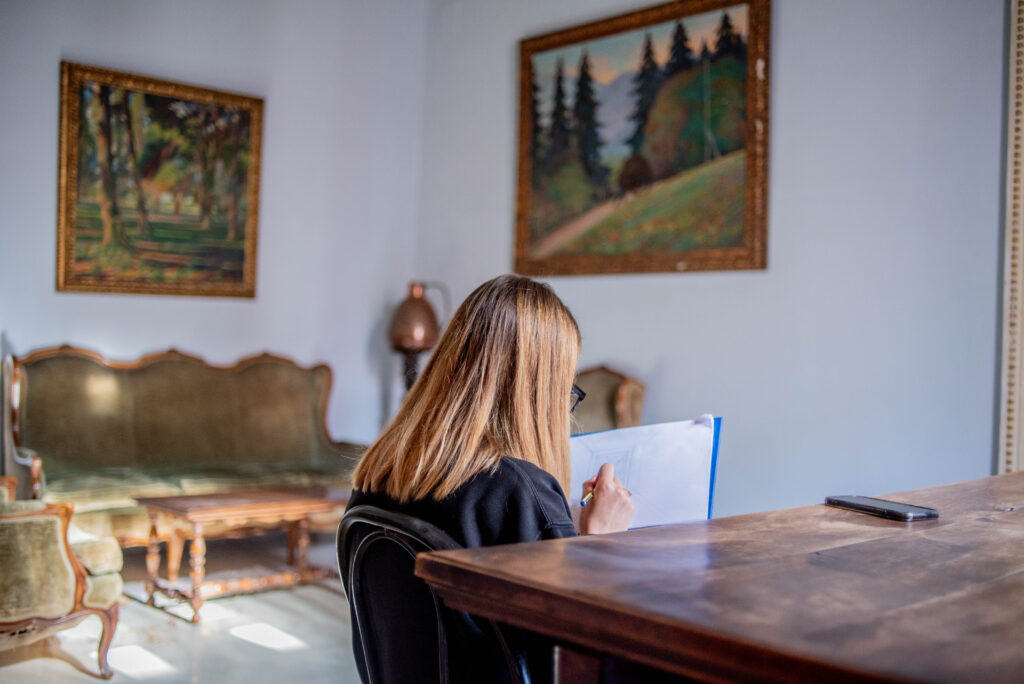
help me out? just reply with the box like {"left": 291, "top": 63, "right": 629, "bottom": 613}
{"left": 347, "top": 274, "right": 634, "bottom": 680}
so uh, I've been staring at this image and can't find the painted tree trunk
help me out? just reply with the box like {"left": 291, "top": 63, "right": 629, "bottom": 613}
{"left": 195, "top": 105, "right": 211, "bottom": 230}
{"left": 226, "top": 117, "right": 241, "bottom": 242}
{"left": 93, "top": 83, "right": 118, "bottom": 247}
{"left": 123, "top": 92, "right": 151, "bottom": 239}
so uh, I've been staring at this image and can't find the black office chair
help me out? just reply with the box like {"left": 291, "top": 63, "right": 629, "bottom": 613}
{"left": 337, "top": 505, "right": 533, "bottom": 684}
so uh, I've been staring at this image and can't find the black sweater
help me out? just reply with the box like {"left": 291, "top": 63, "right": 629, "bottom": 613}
{"left": 346, "top": 456, "right": 577, "bottom": 547}
{"left": 345, "top": 456, "right": 576, "bottom": 684}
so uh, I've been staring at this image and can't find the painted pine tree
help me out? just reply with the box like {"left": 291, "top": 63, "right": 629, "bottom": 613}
{"left": 626, "top": 33, "right": 662, "bottom": 155}
{"left": 572, "top": 51, "right": 607, "bottom": 188}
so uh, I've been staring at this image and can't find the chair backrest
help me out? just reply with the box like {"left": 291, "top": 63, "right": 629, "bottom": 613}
{"left": 337, "top": 505, "right": 529, "bottom": 684}
{"left": 572, "top": 365, "right": 646, "bottom": 435}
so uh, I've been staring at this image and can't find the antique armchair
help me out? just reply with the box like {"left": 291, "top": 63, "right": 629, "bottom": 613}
{"left": 0, "top": 487, "right": 122, "bottom": 678}
{"left": 571, "top": 365, "right": 646, "bottom": 435}
{"left": 0, "top": 476, "right": 15, "bottom": 502}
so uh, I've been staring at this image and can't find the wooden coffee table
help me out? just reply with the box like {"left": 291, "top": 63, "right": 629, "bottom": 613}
{"left": 136, "top": 488, "right": 348, "bottom": 623}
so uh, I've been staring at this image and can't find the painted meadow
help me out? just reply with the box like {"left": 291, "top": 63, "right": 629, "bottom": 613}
{"left": 66, "top": 68, "right": 259, "bottom": 294}
{"left": 524, "top": 4, "right": 750, "bottom": 266}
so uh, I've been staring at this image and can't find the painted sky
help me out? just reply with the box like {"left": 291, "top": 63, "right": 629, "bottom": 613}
{"left": 532, "top": 4, "right": 748, "bottom": 114}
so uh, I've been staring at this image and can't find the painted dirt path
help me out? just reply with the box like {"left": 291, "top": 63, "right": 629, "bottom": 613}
{"left": 528, "top": 196, "right": 624, "bottom": 259}
{"left": 528, "top": 175, "right": 677, "bottom": 259}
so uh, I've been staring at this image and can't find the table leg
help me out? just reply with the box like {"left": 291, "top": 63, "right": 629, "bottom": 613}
{"left": 293, "top": 518, "right": 310, "bottom": 572}
{"left": 167, "top": 529, "right": 185, "bottom": 583}
{"left": 287, "top": 523, "right": 297, "bottom": 566}
{"left": 189, "top": 523, "right": 206, "bottom": 623}
{"left": 145, "top": 513, "right": 160, "bottom": 606}
{"left": 557, "top": 646, "right": 601, "bottom": 683}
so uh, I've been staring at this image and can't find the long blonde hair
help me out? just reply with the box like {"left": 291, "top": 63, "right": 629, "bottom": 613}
{"left": 353, "top": 274, "right": 581, "bottom": 502}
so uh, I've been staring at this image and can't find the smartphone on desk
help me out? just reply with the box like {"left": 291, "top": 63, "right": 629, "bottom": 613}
{"left": 825, "top": 495, "right": 938, "bottom": 522}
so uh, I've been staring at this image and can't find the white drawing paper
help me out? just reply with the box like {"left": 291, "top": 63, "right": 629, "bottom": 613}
{"left": 570, "top": 415, "right": 717, "bottom": 529}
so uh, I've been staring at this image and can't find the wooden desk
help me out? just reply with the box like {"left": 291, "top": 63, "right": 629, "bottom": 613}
{"left": 416, "top": 473, "right": 1024, "bottom": 683}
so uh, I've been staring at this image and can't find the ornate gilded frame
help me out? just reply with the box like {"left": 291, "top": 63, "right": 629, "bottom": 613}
{"left": 57, "top": 62, "right": 262, "bottom": 297}
{"left": 515, "top": 0, "right": 769, "bottom": 276}
{"left": 1000, "top": 0, "right": 1023, "bottom": 474}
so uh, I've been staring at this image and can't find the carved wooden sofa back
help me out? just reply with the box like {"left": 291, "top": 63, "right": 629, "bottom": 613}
{"left": 8, "top": 346, "right": 361, "bottom": 545}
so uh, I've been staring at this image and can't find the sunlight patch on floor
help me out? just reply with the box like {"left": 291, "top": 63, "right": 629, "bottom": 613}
{"left": 107, "top": 645, "right": 177, "bottom": 679}
{"left": 229, "top": 622, "right": 308, "bottom": 651}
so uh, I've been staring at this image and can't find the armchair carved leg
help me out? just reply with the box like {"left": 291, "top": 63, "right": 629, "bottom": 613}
{"left": 95, "top": 603, "right": 119, "bottom": 679}
{"left": 146, "top": 517, "right": 160, "bottom": 605}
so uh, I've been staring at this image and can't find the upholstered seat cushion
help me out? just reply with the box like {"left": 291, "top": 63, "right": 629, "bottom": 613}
{"left": 175, "top": 468, "right": 351, "bottom": 494}
{"left": 42, "top": 467, "right": 182, "bottom": 511}
{"left": 43, "top": 466, "right": 351, "bottom": 505}
{"left": 83, "top": 573, "right": 123, "bottom": 611}
{"left": 0, "top": 501, "right": 46, "bottom": 514}
{"left": 44, "top": 466, "right": 352, "bottom": 542}
{"left": 67, "top": 525, "right": 124, "bottom": 575}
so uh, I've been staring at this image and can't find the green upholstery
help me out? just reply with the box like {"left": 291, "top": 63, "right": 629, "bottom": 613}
{"left": 11, "top": 349, "right": 362, "bottom": 546}
{"left": 67, "top": 524, "right": 124, "bottom": 575}
{"left": 82, "top": 573, "right": 123, "bottom": 611}
{"left": 56, "top": 469, "right": 353, "bottom": 541}
{"left": 0, "top": 508, "right": 76, "bottom": 622}
{"left": 0, "top": 500, "right": 46, "bottom": 514}
{"left": 0, "top": 499, "right": 123, "bottom": 678}
{"left": 18, "top": 353, "right": 349, "bottom": 473}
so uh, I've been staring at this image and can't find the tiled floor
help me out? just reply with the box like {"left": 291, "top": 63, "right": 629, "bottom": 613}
{"left": 0, "top": 532, "right": 362, "bottom": 683}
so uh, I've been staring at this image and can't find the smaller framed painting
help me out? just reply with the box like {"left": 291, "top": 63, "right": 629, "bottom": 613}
{"left": 57, "top": 62, "right": 263, "bottom": 297}
{"left": 515, "top": 0, "right": 770, "bottom": 276}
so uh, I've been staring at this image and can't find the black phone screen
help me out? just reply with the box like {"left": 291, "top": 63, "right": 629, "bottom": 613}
{"left": 825, "top": 495, "right": 939, "bottom": 521}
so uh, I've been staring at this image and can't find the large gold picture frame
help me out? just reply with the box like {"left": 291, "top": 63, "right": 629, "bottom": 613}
{"left": 999, "top": 0, "right": 1023, "bottom": 474}
{"left": 515, "top": 0, "right": 769, "bottom": 276}
{"left": 57, "top": 62, "right": 262, "bottom": 297}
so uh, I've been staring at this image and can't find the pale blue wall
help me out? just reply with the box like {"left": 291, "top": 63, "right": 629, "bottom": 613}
{"left": 415, "top": 0, "right": 1007, "bottom": 515}
{"left": 0, "top": 0, "right": 430, "bottom": 444}
{"left": 0, "top": 0, "right": 1007, "bottom": 516}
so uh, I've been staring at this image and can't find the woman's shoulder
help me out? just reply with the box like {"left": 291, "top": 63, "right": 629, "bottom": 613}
{"left": 493, "top": 457, "right": 574, "bottom": 538}
{"left": 498, "top": 455, "right": 557, "bottom": 484}
{"left": 488, "top": 456, "right": 563, "bottom": 501}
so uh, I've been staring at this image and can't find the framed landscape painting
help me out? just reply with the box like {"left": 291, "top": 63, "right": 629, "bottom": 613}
{"left": 57, "top": 62, "right": 262, "bottom": 297}
{"left": 515, "top": 0, "right": 769, "bottom": 276}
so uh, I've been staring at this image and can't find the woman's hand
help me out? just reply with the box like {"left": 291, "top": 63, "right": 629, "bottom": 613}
{"left": 578, "top": 463, "right": 634, "bottom": 534}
